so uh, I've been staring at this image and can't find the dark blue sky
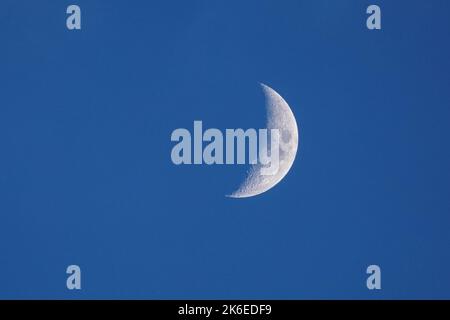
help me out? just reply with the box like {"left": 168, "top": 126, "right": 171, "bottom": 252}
{"left": 1, "top": 0, "right": 450, "bottom": 299}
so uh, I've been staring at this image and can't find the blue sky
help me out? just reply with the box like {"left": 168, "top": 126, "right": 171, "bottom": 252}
{"left": 1, "top": 0, "right": 450, "bottom": 299}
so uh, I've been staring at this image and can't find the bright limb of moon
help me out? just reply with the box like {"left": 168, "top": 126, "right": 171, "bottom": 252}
{"left": 228, "top": 83, "right": 299, "bottom": 198}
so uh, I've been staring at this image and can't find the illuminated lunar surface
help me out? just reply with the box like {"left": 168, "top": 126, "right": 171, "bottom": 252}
{"left": 228, "top": 83, "right": 299, "bottom": 198}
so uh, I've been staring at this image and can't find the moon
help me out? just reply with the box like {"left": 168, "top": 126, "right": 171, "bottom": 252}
{"left": 228, "top": 83, "right": 299, "bottom": 198}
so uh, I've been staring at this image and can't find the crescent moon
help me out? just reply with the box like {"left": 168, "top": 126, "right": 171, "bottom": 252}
{"left": 228, "top": 83, "right": 299, "bottom": 198}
